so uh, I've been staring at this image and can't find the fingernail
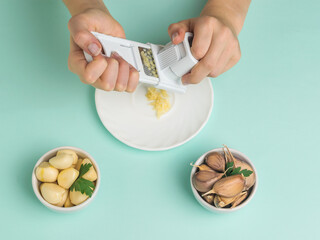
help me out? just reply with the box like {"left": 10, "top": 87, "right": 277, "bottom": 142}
{"left": 88, "top": 43, "right": 101, "bottom": 56}
{"left": 111, "top": 51, "right": 121, "bottom": 59}
{"left": 182, "top": 76, "right": 189, "bottom": 85}
{"left": 171, "top": 32, "right": 179, "bottom": 42}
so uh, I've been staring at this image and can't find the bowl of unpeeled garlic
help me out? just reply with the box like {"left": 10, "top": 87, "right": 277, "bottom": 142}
{"left": 32, "top": 146, "right": 100, "bottom": 212}
{"left": 190, "top": 145, "right": 257, "bottom": 213}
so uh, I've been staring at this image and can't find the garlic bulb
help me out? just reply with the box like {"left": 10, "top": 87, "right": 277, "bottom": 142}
{"left": 57, "top": 149, "right": 78, "bottom": 164}
{"left": 81, "top": 158, "right": 97, "bottom": 181}
{"left": 57, "top": 168, "right": 79, "bottom": 189}
{"left": 36, "top": 162, "right": 59, "bottom": 182}
{"left": 49, "top": 154, "right": 74, "bottom": 170}
{"left": 40, "top": 183, "right": 67, "bottom": 205}
{"left": 70, "top": 189, "right": 89, "bottom": 205}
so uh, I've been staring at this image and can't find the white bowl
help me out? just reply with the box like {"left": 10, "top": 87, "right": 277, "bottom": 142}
{"left": 190, "top": 148, "right": 258, "bottom": 213}
{"left": 32, "top": 146, "right": 100, "bottom": 212}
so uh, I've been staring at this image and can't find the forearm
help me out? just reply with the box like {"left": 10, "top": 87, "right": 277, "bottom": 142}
{"left": 201, "top": 0, "right": 251, "bottom": 35}
{"left": 63, "top": 0, "right": 109, "bottom": 16}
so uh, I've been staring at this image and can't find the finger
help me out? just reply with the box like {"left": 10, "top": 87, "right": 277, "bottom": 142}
{"left": 126, "top": 67, "right": 139, "bottom": 92}
{"left": 182, "top": 61, "right": 211, "bottom": 85}
{"left": 191, "top": 19, "right": 214, "bottom": 60}
{"left": 219, "top": 52, "right": 241, "bottom": 76}
{"left": 111, "top": 52, "right": 130, "bottom": 92}
{"left": 95, "top": 57, "right": 119, "bottom": 91}
{"left": 69, "top": 38, "right": 108, "bottom": 84}
{"left": 68, "top": 16, "right": 102, "bottom": 56}
{"left": 168, "top": 20, "right": 190, "bottom": 44}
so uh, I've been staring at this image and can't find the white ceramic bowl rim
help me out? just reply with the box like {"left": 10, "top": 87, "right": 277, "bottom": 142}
{"left": 190, "top": 148, "right": 258, "bottom": 213}
{"left": 32, "top": 146, "right": 100, "bottom": 212}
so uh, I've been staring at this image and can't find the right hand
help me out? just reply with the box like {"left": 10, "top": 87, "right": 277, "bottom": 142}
{"left": 68, "top": 8, "right": 139, "bottom": 92}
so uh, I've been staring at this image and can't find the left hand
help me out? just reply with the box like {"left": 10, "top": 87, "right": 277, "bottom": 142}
{"left": 168, "top": 16, "right": 241, "bottom": 84}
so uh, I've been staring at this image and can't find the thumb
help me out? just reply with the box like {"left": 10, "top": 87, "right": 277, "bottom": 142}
{"left": 168, "top": 20, "right": 191, "bottom": 45}
{"left": 68, "top": 18, "right": 102, "bottom": 57}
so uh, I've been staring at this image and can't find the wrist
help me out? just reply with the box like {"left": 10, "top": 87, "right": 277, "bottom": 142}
{"left": 200, "top": 0, "right": 250, "bottom": 35}
{"left": 63, "top": 0, "right": 109, "bottom": 16}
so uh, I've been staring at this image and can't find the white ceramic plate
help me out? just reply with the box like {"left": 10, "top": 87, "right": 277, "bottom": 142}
{"left": 95, "top": 78, "right": 213, "bottom": 151}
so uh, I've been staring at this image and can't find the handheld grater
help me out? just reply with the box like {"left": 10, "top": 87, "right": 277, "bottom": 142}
{"left": 83, "top": 32, "right": 198, "bottom": 93}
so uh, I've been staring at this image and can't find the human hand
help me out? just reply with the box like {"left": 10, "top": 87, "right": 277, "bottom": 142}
{"left": 67, "top": 8, "right": 139, "bottom": 92}
{"left": 168, "top": 16, "right": 241, "bottom": 85}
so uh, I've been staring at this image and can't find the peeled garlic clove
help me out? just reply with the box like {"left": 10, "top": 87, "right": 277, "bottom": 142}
{"left": 234, "top": 158, "right": 256, "bottom": 190}
{"left": 64, "top": 195, "right": 74, "bottom": 208}
{"left": 231, "top": 191, "right": 248, "bottom": 208}
{"left": 36, "top": 162, "right": 59, "bottom": 182}
{"left": 57, "top": 149, "right": 78, "bottom": 164}
{"left": 202, "top": 175, "right": 245, "bottom": 198}
{"left": 40, "top": 183, "right": 67, "bottom": 205}
{"left": 203, "top": 194, "right": 214, "bottom": 204}
{"left": 81, "top": 158, "right": 97, "bottom": 181}
{"left": 75, "top": 158, "right": 83, "bottom": 171}
{"left": 49, "top": 154, "right": 74, "bottom": 170}
{"left": 206, "top": 152, "right": 225, "bottom": 172}
{"left": 57, "top": 168, "right": 79, "bottom": 189}
{"left": 55, "top": 189, "right": 68, "bottom": 207}
{"left": 192, "top": 170, "right": 223, "bottom": 192}
{"left": 70, "top": 190, "right": 89, "bottom": 205}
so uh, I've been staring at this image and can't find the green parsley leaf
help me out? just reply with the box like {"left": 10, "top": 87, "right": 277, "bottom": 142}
{"left": 70, "top": 163, "right": 95, "bottom": 197}
{"left": 230, "top": 167, "right": 241, "bottom": 176}
{"left": 79, "top": 163, "right": 92, "bottom": 178}
{"left": 239, "top": 169, "right": 253, "bottom": 177}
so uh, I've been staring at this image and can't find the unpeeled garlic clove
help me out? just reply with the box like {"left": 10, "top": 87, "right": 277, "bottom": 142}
{"left": 206, "top": 152, "right": 225, "bottom": 172}
{"left": 36, "top": 162, "right": 59, "bottom": 182}
{"left": 234, "top": 158, "right": 256, "bottom": 190}
{"left": 57, "top": 149, "right": 78, "bottom": 164}
{"left": 64, "top": 195, "right": 74, "bottom": 208}
{"left": 203, "top": 194, "right": 214, "bottom": 204}
{"left": 69, "top": 189, "right": 89, "bottom": 205}
{"left": 81, "top": 158, "right": 97, "bottom": 181}
{"left": 40, "top": 183, "right": 67, "bottom": 205}
{"left": 231, "top": 191, "right": 248, "bottom": 208}
{"left": 202, "top": 175, "right": 245, "bottom": 198}
{"left": 49, "top": 154, "right": 74, "bottom": 170}
{"left": 192, "top": 170, "right": 223, "bottom": 192}
{"left": 190, "top": 163, "right": 214, "bottom": 172}
{"left": 57, "top": 168, "right": 79, "bottom": 189}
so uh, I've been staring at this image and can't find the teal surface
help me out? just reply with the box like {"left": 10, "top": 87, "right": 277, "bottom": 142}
{"left": 0, "top": 0, "right": 319, "bottom": 239}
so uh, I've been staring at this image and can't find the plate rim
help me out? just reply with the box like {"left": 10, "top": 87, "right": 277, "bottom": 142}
{"left": 94, "top": 78, "right": 214, "bottom": 151}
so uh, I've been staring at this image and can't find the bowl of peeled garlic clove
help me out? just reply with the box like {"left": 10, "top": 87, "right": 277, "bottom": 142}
{"left": 190, "top": 145, "right": 258, "bottom": 213}
{"left": 32, "top": 146, "right": 100, "bottom": 212}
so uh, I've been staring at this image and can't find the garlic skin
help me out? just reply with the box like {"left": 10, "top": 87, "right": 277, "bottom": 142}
{"left": 203, "top": 194, "right": 214, "bottom": 204}
{"left": 202, "top": 175, "right": 245, "bottom": 198}
{"left": 193, "top": 170, "right": 223, "bottom": 192}
{"left": 70, "top": 190, "right": 89, "bottom": 205}
{"left": 55, "top": 190, "right": 68, "bottom": 207}
{"left": 57, "top": 149, "right": 78, "bottom": 164}
{"left": 49, "top": 154, "right": 74, "bottom": 170}
{"left": 81, "top": 158, "right": 97, "bottom": 181}
{"left": 64, "top": 195, "right": 74, "bottom": 208}
{"left": 231, "top": 191, "right": 248, "bottom": 208}
{"left": 40, "top": 183, "right": 67, "bottom": 205}
{"left": 35, "top": 162, "right": 59, "bottom": 182}
{"left": 234, "top": 158, "right": 256, "bottom": 190}
{"left": 206, "top": 152, "right": 225, "bottom": 172}
{"left": 57, "top": 168, "right": 79, "bottom": 189}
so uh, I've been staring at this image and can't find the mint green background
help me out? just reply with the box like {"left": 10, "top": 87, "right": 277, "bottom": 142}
{"left": 0, "top": 0, "right": 319, "bottom": 239}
